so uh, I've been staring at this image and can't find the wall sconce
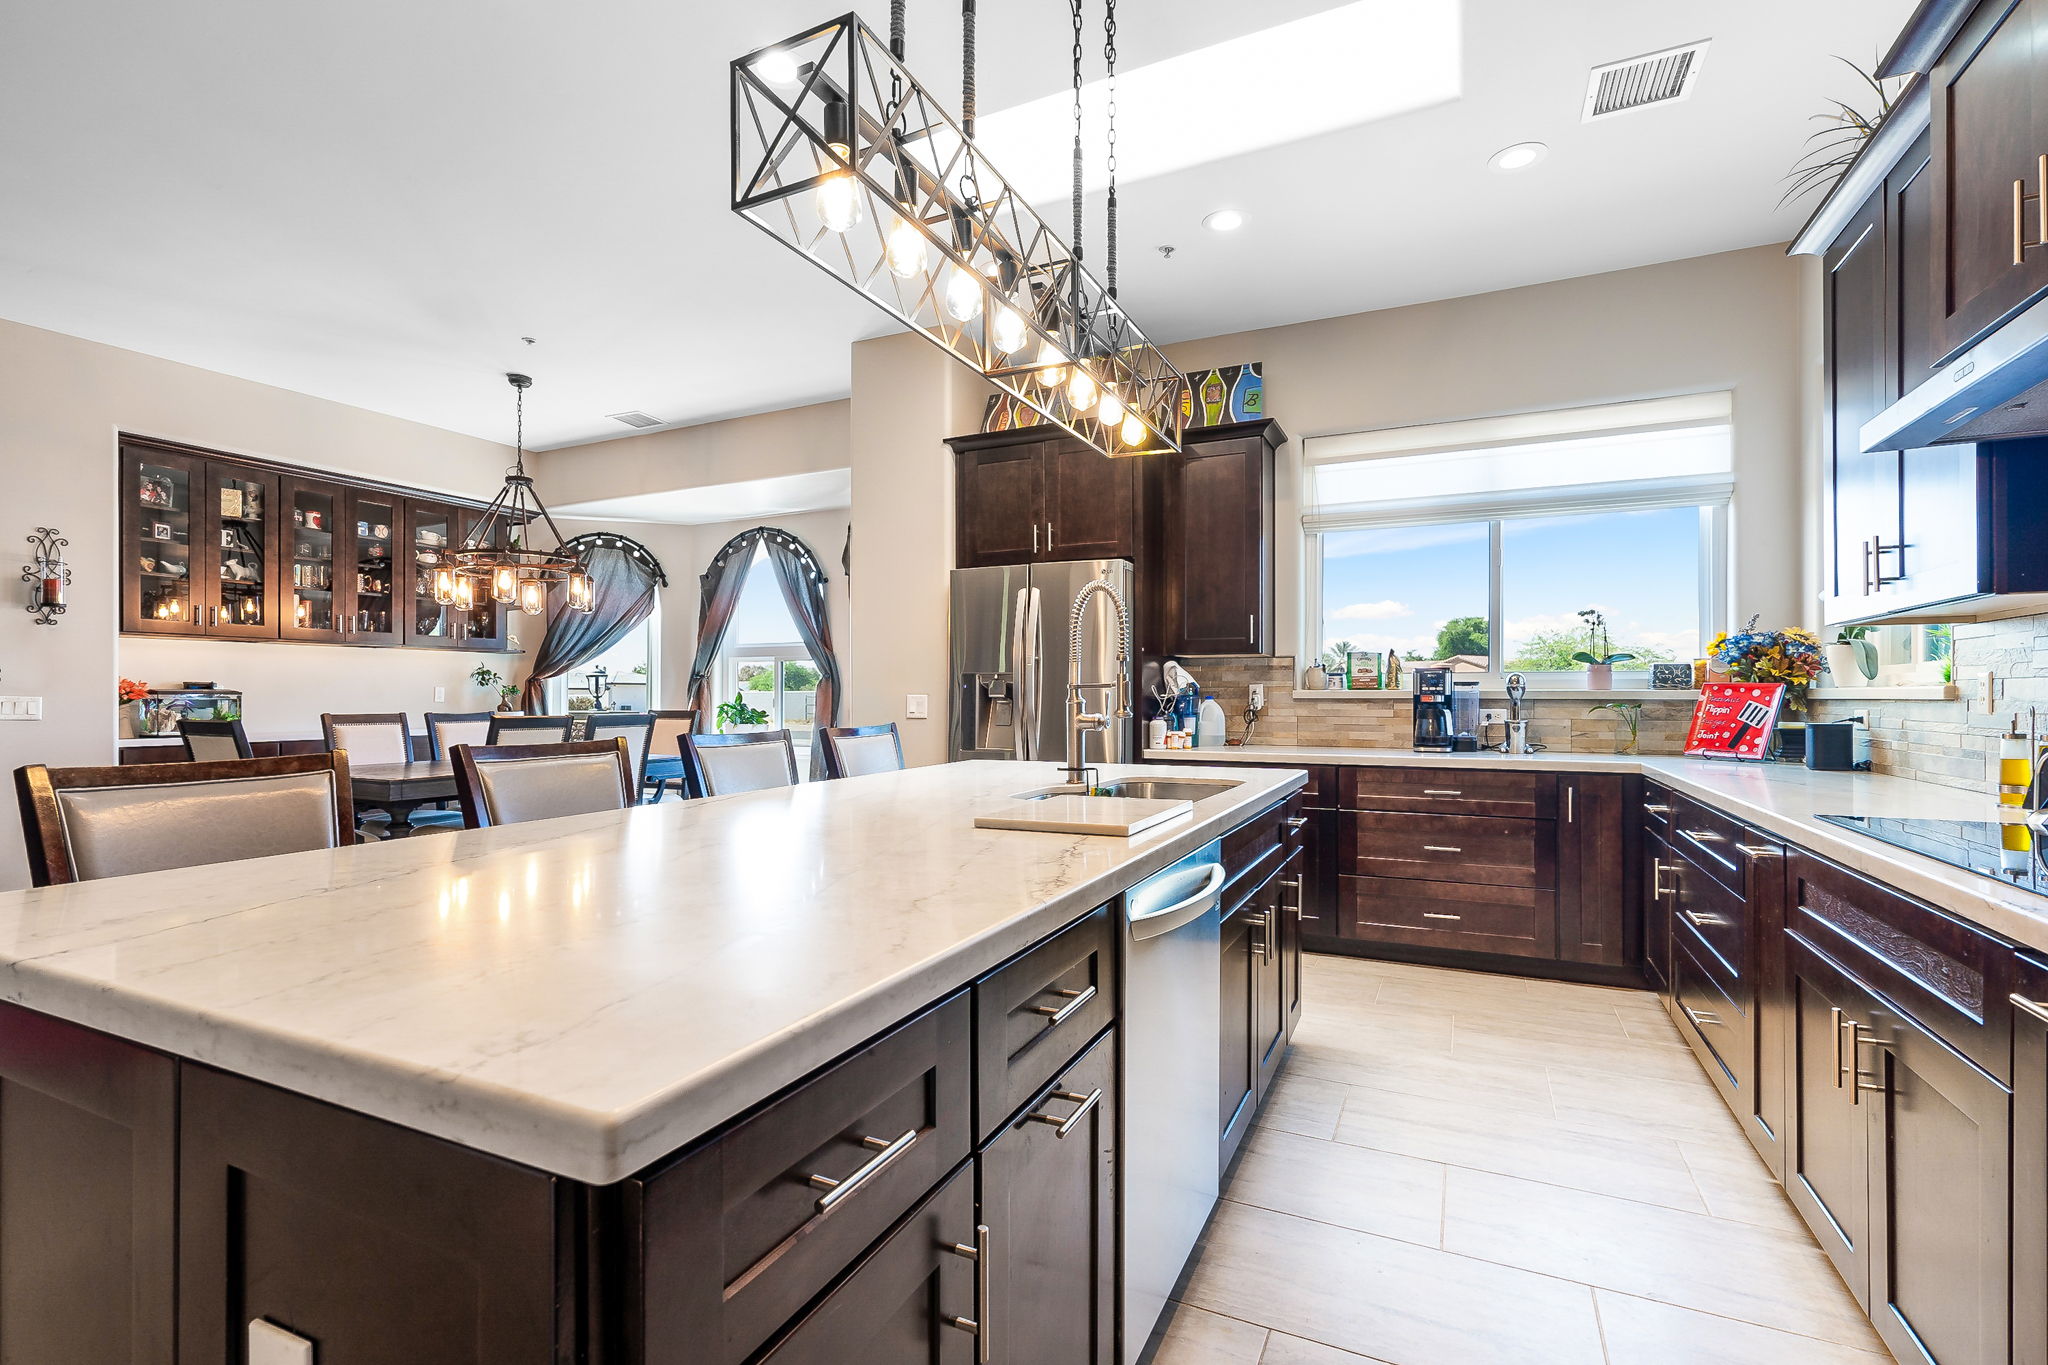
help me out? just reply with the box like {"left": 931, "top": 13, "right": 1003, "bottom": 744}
{"left": 21, "top": 527, "right": 69, "bottom": 625}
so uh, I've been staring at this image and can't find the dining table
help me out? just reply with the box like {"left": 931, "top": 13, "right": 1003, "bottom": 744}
{"left": 350, "top": 760, "right": 461, "bottom": 835}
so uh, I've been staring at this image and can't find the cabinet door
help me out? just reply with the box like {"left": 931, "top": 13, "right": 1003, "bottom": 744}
{"left": 1162, "top": 435, "right": 1271, "bottom": 655}
{"left": 2015, "top": 956, "right": 2048, "bottom": 1365}
{"left": 1044, "top": 440, "right": 1136, "bottom": 561}
{"left": 1556, "top": 775, "right": 1630, "bottom": 967}
{"left": 1642, "top": 829, "right": 1676, "bottom": 993}
{"left": 1865, "top": 988, "right": 2011, "bottom": 1365}
{"left": 1823, "top": 192, "right": 1903, "bottom": 622}
{"left": 121, "top": 443, "right": 206, "bottom": 634}
{"left": 405, "top": 501, "right": 466, "bottom": 648}
{"left": 201, "top": 463, "right": 280, "bottom": 637}
{"left": 1249, "top": 870, "right": 1289, "bottom": 1112}
{"left": 0, "top": 1004, "right": 176, "bottom": 1365}
{"left": 342, "top": 489, "right": 403, "bottom": 645}
{"left": 1219, "top": 896, "right": 1257, "bottom": 1171}
{"left": 751, "top": 1163, "right": 977, "bottom": 1365}
{"left": 956, "top": 442, "right": 1047, "bottom": 568}
{"left": 1783, "top": 934, "right": 1875, "bottom": 1308}
{"left": 451, "top": 508, "right": 511, "bottom": 651}
{"left": 1278, "top": 845, "right": 1308, "bottom": 1041}
{"left": 1932, "top": 0, "right": 2048, "bottom": 358}
{"left": 177, "top": 1065, "right": 560, "bottom": 1365}
{"left": 980, "top": 1029, "right": 1115, "bottom": 1365}
{"left": 279, "top": 476, "right": 348, "bottom": 643}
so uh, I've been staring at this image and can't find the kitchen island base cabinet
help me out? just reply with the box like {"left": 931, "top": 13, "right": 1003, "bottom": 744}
{"left": 2017, "top": 955, "right": 2048, "bottom": 1365}
{"left": 0, "top": 1004, "right": 177, "bottom": 1365}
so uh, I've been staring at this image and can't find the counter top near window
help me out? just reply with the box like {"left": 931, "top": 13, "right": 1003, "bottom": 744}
{"left": 1146, "top": 744, "right": 2048, "bottom": 956}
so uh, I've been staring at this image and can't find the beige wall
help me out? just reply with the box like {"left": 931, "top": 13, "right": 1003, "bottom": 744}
{"left": 0, "top": 315, "right": 515, "bottom": 889}
{"left": 530, "top": 399, "right": 850, "bottom": 508}
{"left": 1161, "top": 244, "right": 1815, "bottom": 654}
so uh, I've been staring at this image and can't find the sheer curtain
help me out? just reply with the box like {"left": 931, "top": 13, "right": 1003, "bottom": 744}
{"left": 519, "top": 536, "right": 666, "bottom": 712}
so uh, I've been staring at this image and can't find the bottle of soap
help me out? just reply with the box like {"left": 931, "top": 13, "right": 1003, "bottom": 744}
{"left": 1197, "top": 694, "right": 1226, "bottom": 748}
{"left": 2001, "top": 721, "right": 2031, "bottom": 807}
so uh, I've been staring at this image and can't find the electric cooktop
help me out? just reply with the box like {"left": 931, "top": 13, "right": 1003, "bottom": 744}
{"left": 1816, "top": 814, "right": 2048, "bottom": 899}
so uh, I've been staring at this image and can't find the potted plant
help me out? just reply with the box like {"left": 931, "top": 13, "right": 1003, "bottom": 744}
{"left": 1589, "top": 700, "right": 1645, "bottom": 755}
{"left": 471, "top": 665, "right": 519, "bottom": 711}
{"left": 1572, "top": 609, "right": 1635, "bottom": 690}
{"left": 716, "top": 692, "right": 770, "bottom": 734}
{"left": 1823, "top": 626, "right": 1877, "bottom": 684}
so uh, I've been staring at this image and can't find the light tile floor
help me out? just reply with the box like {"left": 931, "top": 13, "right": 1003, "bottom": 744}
{"left": 1154, "top": 954, "right": 1895, "bottom": 1365}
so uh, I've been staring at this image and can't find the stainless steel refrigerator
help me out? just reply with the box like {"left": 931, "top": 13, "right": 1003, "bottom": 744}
{"left": 950, "top": 558, "right": 1135, "bottom": 767}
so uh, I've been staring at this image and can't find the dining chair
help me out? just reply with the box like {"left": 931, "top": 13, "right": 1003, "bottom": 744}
{"left": 14, "top": 753, "right": 355, "bottom": 887}
{"left": 680, "top": 730, "right": 800, "bottom": 799}
{"left": 180, "top": 717, "right": 254, "bottom": 762}
{"left": 321, "top": 712, "right": 415, "bottom": 765}
{"left": 645, "top": 710, "right": 697, "bottom": 801}
{"left": 448, "top": 739, "right": 636, "bottom": 829}
{"left": 486, "top": 714, "right": 577, "bottom": 746}
{"left": 583, "top": 713, "right": 657, "bottom": 798}
{"left": 816, "top": 723, "right": 906, "bottom": 780}
{"left": 424, "top": 711, "right": 494, "bottom": 761}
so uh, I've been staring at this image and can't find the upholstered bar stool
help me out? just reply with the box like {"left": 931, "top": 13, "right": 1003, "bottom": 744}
{"left": 448, "top": 739, "right": 636, "bottom": 828}
{"left": 817, "top": 723, "right": 906, "bottom": 780}
{"left": 680, "top": 730, "right": 800, "bottom": 798}
{"left": 14, "top": 753, "right": 355, "bottom": 886}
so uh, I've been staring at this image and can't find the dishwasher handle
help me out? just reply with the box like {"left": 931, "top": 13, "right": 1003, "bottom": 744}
{"left": 1127, "top": 863, "right": 1226, "bottom": 941}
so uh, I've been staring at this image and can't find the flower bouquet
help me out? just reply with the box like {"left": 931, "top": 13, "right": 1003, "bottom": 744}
{"left": 120, "top": 677, "right": 185, "bottom": 736}
{"left": 1707, "top": 619, "right": 1825, "bottom": 755}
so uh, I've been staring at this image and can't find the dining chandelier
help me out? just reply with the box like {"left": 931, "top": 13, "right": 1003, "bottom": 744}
{"left": 435, "top": 373, "right": 596, "bottom": 618}
{"left": 730, "top": 1, "right": 1186, "bottom": 458}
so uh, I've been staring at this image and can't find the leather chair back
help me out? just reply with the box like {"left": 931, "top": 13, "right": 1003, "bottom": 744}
{"left": 449, "top": 740, "right": 635, "bottom": 828}
{"left": 322, "top": 713, "right": 411, "bottom": 766}
{"left": 683, "top": 731, "right": 799, "bottom": 798}
{"left": 486, "top": 714, "right": 577, "bottom": 746}
{"left": 180, "top": 718, "right": 253, "bottom": 762}
{"left": 584, "top": 713, "right": 656, "bottom": 790}
{"left": 425, "top": 712, "right": 493, "bottom": 760}
{"left": 820, "top": 725, "right": 905, "bottom": 779}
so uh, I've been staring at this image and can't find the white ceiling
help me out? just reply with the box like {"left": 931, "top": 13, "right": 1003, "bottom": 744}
{"left": 556, "top": 469, "right": 852, "bottom": 526}
{"left": 0, "top": 0, "right": 1917, "bottom": 451}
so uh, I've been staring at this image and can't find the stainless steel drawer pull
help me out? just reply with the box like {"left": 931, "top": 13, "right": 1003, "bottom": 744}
{"left": 1031, "top": 984, "right": 1098, "bottom": 1027}
{"left": 1681, "top": 909, "right": 1727, "bottom": 929}
{"left": 1735, "top": 843, "right": 1781, "bottom": 857}
{"left": 1027, "top": 1086, "right": 1105, "bottom": 1139}
{"left": 1421, "top": 789, "right": 1462, "bottom": 797}
{"left": 1285, "top": 816, "right": 1309, "bottom": 830}
{"left": 944, "top": 1221, "right": 993, "bottom": 1363}
{"left": 1684, "top": 1007, "right": 1722, "bottom": 1027}
{"left": 1831, "top": 1006, "right": 1848, "bottom": 1090}
{"left": 1247, "top": 911, "right": 1272, "bottom": 959}
{"left": 2012, "top": 992, "right": 2048, "bottom": 1026}
{"left": 1651, "top": 859, "right": 1677, "bottom": 897}
{"left": 1422, "top": 911, "right": 1463, "bottom": 921}
{"left": 1422, "top": 844, "right": 1463, "bottom": 853}
{"left": 807, "top": 1128, "right": 920, "bottom": 1212}
{"left": 1643, "top": 803, "right": 1673, "bottom": 815}
{"left": 1682, "top": 828, "right": 1725, "bottom": 843}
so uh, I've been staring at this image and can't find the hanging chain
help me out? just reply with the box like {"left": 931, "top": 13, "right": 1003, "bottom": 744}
{"left": 514, "top": 381, "right": 525, "bottom": 473}
{"left": 1104, "top": 0, "right": 1118, "bottom": 299}
{"left": 890, "top": 0, "right": 905, "bottom": 56}
{"left": 1070, "top": 0, "right": 1084, "bottom": 266}
{"left": 961, "top": 0, "right": 977, "bottom": 138}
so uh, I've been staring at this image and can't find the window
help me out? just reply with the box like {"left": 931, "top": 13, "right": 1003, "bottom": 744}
{"left": 1304, "top": 395, "right": 1731, "bottom": 684}
{"left": 547, "top": 608, "right": 658, "bottom": 714}
{"left": 1859, "top": 623, "right": 1953, "bottom": 687}
{"left": 716, "top": 543, "right": 820, "bottom": 746}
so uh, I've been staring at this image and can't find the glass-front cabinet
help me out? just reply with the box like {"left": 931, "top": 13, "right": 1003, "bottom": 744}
{"left": 404, "top": 501, "right": 507, "bottom": 651}
{"left": 122, "top": 441, "right": 280, "bottom": 637}
{"left": 345, "top": 491, "right": 402, "bottom": 645}
{"left": 207, "top": 465, "right": 279, "bottom": 637}
{"left": 280, "top": 477, "right": 343, "bottom": 642}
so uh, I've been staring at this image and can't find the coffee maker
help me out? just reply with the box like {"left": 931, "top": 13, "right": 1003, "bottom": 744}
{"left": 1411, "top": 666, "right": 1455, "bottom": 752}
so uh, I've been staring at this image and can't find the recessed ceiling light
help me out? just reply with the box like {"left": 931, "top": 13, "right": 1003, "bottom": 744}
{"left": 1490, "top": 142, "right": 1548, "bottom": 172}
{"left": 1203, "top": 209, "right": 1245, "bottom": 232}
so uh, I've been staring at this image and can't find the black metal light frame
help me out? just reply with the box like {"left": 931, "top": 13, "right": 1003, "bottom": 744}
{"left": 731, "top": 13, "right": 1187, "bottom": 457}
{"left": 447, "top": 373, "right": 595, "bottom": 614}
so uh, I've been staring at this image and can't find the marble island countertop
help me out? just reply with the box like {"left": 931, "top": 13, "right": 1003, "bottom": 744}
{"left": 1150, "top": 744, "right": 2048, "bottom": 956}
{"left": 0, "top": 760, "right": 1302, "bottom": 1184}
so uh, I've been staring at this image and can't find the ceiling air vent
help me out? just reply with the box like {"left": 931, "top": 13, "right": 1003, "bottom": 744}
{"left": 608, "top": 411, "right": 664, "bottom": 429}
{"left": 1582, "top": 40, "right": 1710, "bottom": 121}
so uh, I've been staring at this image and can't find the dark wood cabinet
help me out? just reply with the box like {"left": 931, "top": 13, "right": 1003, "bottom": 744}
{"left": 1641, "top": 827, "right": 1676, "bottom": 992}
{"left": 2015, "top": 955, "right": 2048, "bottom": 1365}
{"left": 1219, "top": 879, "right": 1258, "bottom": 1171}
{"left": 1785, "top": 932, "right": 1878, "bottom": 1305}
{"left": 979, "top": 1028, "right": 1115, "bottom": 1365}
{"left": 1158, "top": 422, "right": 1278, "bottom": 655}
{"left": 1046, "top": 441, "right": 1140, "bottom": 561}
{"left": 1823, "top": 190, "right": 1904, "bottom": 621}
{"left": 0, "top": 1005, "right": 177, "bottom": 1365}
{"left": 955, "top": 438, "right": 1050, "bottom": 567}
{"left": 1252, "top": 850, "right": 1296, "bottom": 1104}
{"left": 973, "top": 905, "right": 1115, "bottom": 1141}
{"left": 1931, "top": 0, "right": 2048, "bottom": 358}
{"left": 122, "top": 441, "right": 285, "bottom": 638}
{"left": 1557, "top": 775, "right": 1632, "bottom": 967}
{"left": 951, "top": 432, "right": 1138, "bottom": 567}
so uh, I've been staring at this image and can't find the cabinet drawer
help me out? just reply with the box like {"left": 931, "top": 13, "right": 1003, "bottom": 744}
{"left": 1671, "top": 934, "right": 1753, "bottom": 1103}
{"left": 1339, "top": 875, "right": 1557, "bottom": 959}
{"left": 1670, "top": 852, "right": 1749, "bottom": 982}
{"left": 1342, "top": 766, "right": 1553, "bottom": 818}
{"left": 975, "top": 905, "right": 1116, "bottom": 1141}
{"left": 1667, "top": 796, "right": 1782, "bottom": 898}
{"left": 1344, "top": 811, "right": 1551, "bottom": 889}
{"left": 1787, "top": 851, "right": 2014, "bottom": 1082}
{"left": 1641, "top": 780, "right": 1676, "bottom": 835}
{"left": 1222, "top": 794, "right": 1298, "bottom": 899}
{"left": 1296, "top": 765, "right": 1337, "bottom": 809}
{"left": 635, "top": 992, "right": 973, "bottom": 1365}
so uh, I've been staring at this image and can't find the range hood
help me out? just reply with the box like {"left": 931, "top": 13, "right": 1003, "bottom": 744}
{"left": 1863, "top": 293, "right": 2048, "bottom": 450}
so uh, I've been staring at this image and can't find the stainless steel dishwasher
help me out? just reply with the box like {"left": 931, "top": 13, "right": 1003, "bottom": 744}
{"left": 1121, "top": 839, "right": 1225, "bottom": 1364}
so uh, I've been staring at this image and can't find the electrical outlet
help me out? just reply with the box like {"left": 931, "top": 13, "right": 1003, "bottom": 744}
{"left": 1248, "top": 683, "right": 1266, "bottom": 710}
{"left": 905, "top": 693, "right": 929, "bottom": 720}
{"left": 1479, "top": 708, "right": 1507, "bottom": 728}
{"left": 433, "top": 686, "right": 446, "bottom": 703}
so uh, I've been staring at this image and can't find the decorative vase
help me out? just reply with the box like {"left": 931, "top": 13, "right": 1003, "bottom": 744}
{"left": 1822, "top": 643, "right": 1871, "bottom": 684}
{"left": 1304, "top": 665, "right": 1326, "bottom": 690}
{"left": 1586, "top": 664, "right": 1614, "bottom": 690}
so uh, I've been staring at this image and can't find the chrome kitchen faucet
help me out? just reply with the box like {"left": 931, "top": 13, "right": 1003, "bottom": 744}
{"left": 1062, "top": 577, "right": 1132, "bottom": 787}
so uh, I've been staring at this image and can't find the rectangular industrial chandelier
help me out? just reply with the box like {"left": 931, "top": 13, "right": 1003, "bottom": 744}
{"left": 731, "top": 12, "right": 1187, "bottom": 457}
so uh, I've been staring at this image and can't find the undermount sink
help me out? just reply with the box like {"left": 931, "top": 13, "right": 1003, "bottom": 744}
{"left": 1012, "top": 778, "right": 1242, "bottom": 803}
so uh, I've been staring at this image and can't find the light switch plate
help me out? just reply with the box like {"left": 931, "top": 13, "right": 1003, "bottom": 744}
{"left": 905, "top": 693, "right": 929, "bottom": 719}
{"left": 433, "top": 685, "right": 446, "bottom": 703}
{"left": 0, "top": 696, "right": 43, "bottom": 721}
{"left": 249, "top": 1318, "right": 314, "bottom": 1365}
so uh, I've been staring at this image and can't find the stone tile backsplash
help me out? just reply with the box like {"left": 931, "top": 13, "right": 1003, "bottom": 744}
{"left": 1164, "top": 656, "right": 1700, "bottom": 755}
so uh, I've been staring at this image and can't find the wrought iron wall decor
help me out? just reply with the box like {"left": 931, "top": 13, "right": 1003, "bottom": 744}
{"left": 730, "top": 9, "right": 1187, "bottom": 458}
{"left": 439, "top": 373, "right": 596, "bottom": 616}
{"left": 21, "top": 527, "right": 69, "bottom": 625}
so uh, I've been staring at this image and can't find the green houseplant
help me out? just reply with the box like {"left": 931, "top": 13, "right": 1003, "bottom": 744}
{"left": 471, "top": 665, "right": 520, "bottom": 711}
{"left": 1825, "top": 626, "right": 1878, "bottom": 683}
{"left": 716, "top": 692, "right": 770, "bottom": 733}
{"left": 1572, "top": 609, "right": 1635, "bottom": 690}
{"left": 1589, "top": 700, "right": 1645, "bottom": 755}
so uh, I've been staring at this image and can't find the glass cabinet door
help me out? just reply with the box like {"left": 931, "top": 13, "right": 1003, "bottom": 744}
{"left": 406, "top": 501, "right": 464, "bottom": 648}
{"left": 451, "top": 508, "right": 509, "bottom": 652}
{"left": 122, "top": 444, "right": 203, "bottom": 634}
{"left": 345, "top": 492, "right": 402, "bottom": 644}
{"left": 280, "top": 477, "right": 344, "bottom": 643}
{"left": 204, "top": 465, "right": 279, "bottom": 637}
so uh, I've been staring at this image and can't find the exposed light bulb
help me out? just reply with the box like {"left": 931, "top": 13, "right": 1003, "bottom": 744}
{"left": 567, "top": 569, "right": 595, "bottom": 613}
{"left": 816, "top": 161, "right": 862, "bottom": 233}
{"left": 943, "top": 264, "right": 983, "bottom": 321}
{"left": 885, "top": 215, "right": 929, "bottom": 279}
{"left": 1067, "top": 365, "right": 1099, "bottom": 411}
{"left": 1120, "top": 411, "right": 1148, "bottom": 447}
{"left": 756, "top": 47, "right": 800, "bottom": 86}
{"left": 991, "top": 300, "right": 1027, "bottom": 354}
{"left": 491, "top": 564, "right": 519, "bottom": 605}
{"left": 518, "top": 578, "right": 547, "bottom": 617}
{"left": 1097, "top": 389, "right": 1126, "bottom": 424}
{"left": 453, "top": 576, "right": 476, "bottom": 611}
{"left": 432, "top": 566, "right": 455, "bottom": 606}
{"left": 1033, "top": 341, "right": 1068, "bottom": 388}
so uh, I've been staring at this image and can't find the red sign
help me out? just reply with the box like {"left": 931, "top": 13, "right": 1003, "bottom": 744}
{"left": 1684, "top": 682, "right": 1787, "bottom": 760}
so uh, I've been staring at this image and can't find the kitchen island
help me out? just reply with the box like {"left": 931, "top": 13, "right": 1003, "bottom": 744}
{"left": 0, "top": 759, "right": 1306, "bottom": 1364}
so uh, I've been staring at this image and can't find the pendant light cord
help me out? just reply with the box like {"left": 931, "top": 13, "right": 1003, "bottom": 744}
{"left": 891, "top": 0, "right": 905, "bottom": 57}
{"left": 1104, "top": 0, "right": 1118, "bottom": 299}
{"left": 961, "top": 0, "right": 976, "bottom": 137}
{"left": 1070, "top": 0, "right": 1084, "bottom": 268}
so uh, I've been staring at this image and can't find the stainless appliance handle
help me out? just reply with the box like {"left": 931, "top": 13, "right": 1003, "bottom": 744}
{"left": 1010, "top": 588, "right": 1031, "bottom": 761}
{"left": 1024, "top": 586, "right": 1044, "bottom": 762}
{"left": 1128, "top": 863, "right": 1226, "bottom": 941}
